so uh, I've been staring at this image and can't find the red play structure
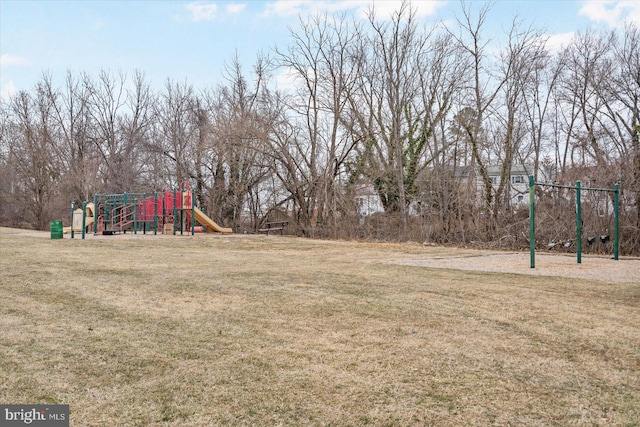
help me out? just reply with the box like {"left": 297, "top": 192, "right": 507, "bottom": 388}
{"left": 70, "top": 181, "right": 232, "bottom": 238}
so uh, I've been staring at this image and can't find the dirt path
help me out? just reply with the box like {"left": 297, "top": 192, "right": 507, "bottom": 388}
{"left": 391, "top": 251, "right": 640, "bottom": 284}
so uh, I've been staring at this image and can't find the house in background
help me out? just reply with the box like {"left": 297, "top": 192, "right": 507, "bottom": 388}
{"left": 352, "top": 163, "right": 539, "bottom": 217}
{"left": 481, "top": 164, "right": 533, "bottom": 207}
{"left": 354, "top": 182, "right": 385, "bottom": 217}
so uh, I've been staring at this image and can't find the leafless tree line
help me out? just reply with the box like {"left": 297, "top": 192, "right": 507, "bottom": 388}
{"left": 0, "top": 2, "right": 638, "bottom": 254}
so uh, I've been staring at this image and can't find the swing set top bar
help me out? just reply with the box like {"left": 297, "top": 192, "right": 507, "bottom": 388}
{"left": 533, "top": 180, "right": 619, "bottom": 193}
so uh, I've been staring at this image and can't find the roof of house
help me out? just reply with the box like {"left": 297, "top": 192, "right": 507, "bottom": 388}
{"left": 486, "top": 164, "right": 532, "bottom": 177}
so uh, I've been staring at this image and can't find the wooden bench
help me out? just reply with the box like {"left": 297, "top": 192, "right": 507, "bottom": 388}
{"left": 258, "top": 221, "right": 289, "bottom": 235}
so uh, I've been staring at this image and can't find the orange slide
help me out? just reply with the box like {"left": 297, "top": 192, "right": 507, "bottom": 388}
{"left": 192, "top": 207, "right": 232, "bottom": 233}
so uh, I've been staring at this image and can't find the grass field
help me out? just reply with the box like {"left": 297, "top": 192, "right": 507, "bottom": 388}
{"left": 1, "top": 229, "right": 639, "bottom": 426}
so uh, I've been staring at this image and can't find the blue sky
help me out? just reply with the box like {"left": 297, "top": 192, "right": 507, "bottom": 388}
{"left": 1, "top": 0, "right": 639, "bottom": 99}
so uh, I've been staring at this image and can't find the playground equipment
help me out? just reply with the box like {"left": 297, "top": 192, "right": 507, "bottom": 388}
{"left": 528, "top": 175, "right": 619, "bottom": 268}
{"left": 192, "top": 207, "right": 232, "bottom": 233}
{"left": 70, "top": 182, "right": 231, "bottom": 239}
{"left": 65, "top": 203, "right": 95, "bottom": 234}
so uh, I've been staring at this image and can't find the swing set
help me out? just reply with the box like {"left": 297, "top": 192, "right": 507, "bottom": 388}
{"left": 528, "top": 175, "right": 619, "bottom": 268}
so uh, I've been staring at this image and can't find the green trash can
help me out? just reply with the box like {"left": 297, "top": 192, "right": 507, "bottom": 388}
{"left": 50, "top": 221, "right": 63, "bottom": 239}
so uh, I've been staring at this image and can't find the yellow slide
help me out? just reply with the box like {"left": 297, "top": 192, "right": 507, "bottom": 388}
{"left": 64, "top": 203, "right": 95, "bottom": 234}
{"left": 192, "top": 207, "right": 232, "bottom": 234}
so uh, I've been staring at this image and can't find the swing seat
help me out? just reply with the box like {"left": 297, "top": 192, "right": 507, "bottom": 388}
{"left": 600, "top": 235, "right": 610, "bottom": 243}
{"left": 564, "top": 241, "right": 572, "bottom": 248}
{"left": 587, "top": 236, "right": 596, "bottom": 245}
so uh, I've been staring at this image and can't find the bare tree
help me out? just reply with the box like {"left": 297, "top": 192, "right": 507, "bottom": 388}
{"left": 449, "top": 2, "right": 548, "bottom": 236}
{"left": 345, "top": 1, "right": 447, "bottom": 236}
{"left": 521, "top": 45, "right": 564, "bottom": 182}
{"left": 41, "top": 72, "right": 99, "bottom": 203}
{"left": 598, "top": 24, "right": 640, "bottom": 251}
{"left": 152, "top": 78, "right": 198, "bottom": 188}
{"left": 84, "top": 70, "right": 153, "bottom": 192}
{"left": 274, "top": 13, "right": 361, "bottom": 235}
{"left": 448, "top": 0, "right": 503, "bottom": 223}
{"left": 492, "top": 18, "right": 547, "bottom": 211}
{"left": 0, "top": 97, "right": 18, "bottom": 225}
{"left": 417, "top": 32, "right": 470, "bottom": 242}
{"left": 5, "top": 86, "right": 63, "bottom": 229}
{"left": 205, "top": 54, "right": 273, "bottom": 230}
{"left": 557, "top": 30, "right": 615, "bottom": 170}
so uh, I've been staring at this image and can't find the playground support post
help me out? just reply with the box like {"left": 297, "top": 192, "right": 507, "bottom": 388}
{"left": 134, "top": 199, "right": 138, "bottom": 235}
{"left": 614, "top": 183, "right": 619, "bottom": 260}
{"left": 154, "top": 192, "right": 158, "bottom": 235}
{"left": 70, "top": 202, "right": 75, "bottom": 240}
{"left": 82, "top": 201, "right": 87, "bottom": 240}
{"left": 576, "top": 180, "right": 582, "bottom": 264}
{"left": 191, "top": 189, "right": 195, "bottom": 236}
{"left": 173, "top": 188, "right": 177, "bottom": 236}
{"left": 529, "top": 175, "right": 535, "bottom": 269}
{"left": 142, "top": 193, "right": 146, "bottom": 234}
{"left": 93, "top": 195, "right": 99, "bottom": 234}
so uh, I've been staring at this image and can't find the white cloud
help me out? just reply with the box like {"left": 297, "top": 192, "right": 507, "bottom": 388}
{"left": 263, "top": 0, "right": 444, "bottom": 19}
{"left": 0, "top": 81, "right": 16, "bottom": 100}
{"left": 0, "top": 53, "right": 30, "bottom": 68}
{"left": 367, "top": 0, "right": 446, "bottom": 19}
{"left": 544, "top": 32, "right": 576, "bottom": 53}
{"left": 273, "top": 66, "right": 301, "bottom": 92}
{"left": 186, "top": 2, "right": 218, "bottom": 22}
{"left": 226, "top": 3, "right": 247, "bottom": 14}
{"left": 579, "top": 0, "right": 640, "bottom": 27}
{"left": 263, "top": 0, "right": 315, "bottom": 17}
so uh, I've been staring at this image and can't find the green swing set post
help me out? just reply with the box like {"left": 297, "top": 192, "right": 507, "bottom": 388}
{"left": 576, "top": 181, "right": 582, "bottom": 264}
{"left": 82, "top": 201, "right": 88, "bottom": 240}
{"left": 70, "top": 201, "right": 75, "bottom": 240}
{"left": 529, "top": 176, "right": 535, "bottom": 268}
{"left": 614, "top": 183, "right": 619, "bottom": 260}
{"left": 529, "top": 175, "right": 619, "bottom": 268}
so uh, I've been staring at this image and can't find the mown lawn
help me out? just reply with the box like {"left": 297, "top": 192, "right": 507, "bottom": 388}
{"left": 1, "top": 230, "right": 638, "bottom": 426}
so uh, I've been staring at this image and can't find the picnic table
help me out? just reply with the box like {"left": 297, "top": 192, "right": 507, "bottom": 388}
{"left": 258, "top": 221, "right": 289, "bottom": 235}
